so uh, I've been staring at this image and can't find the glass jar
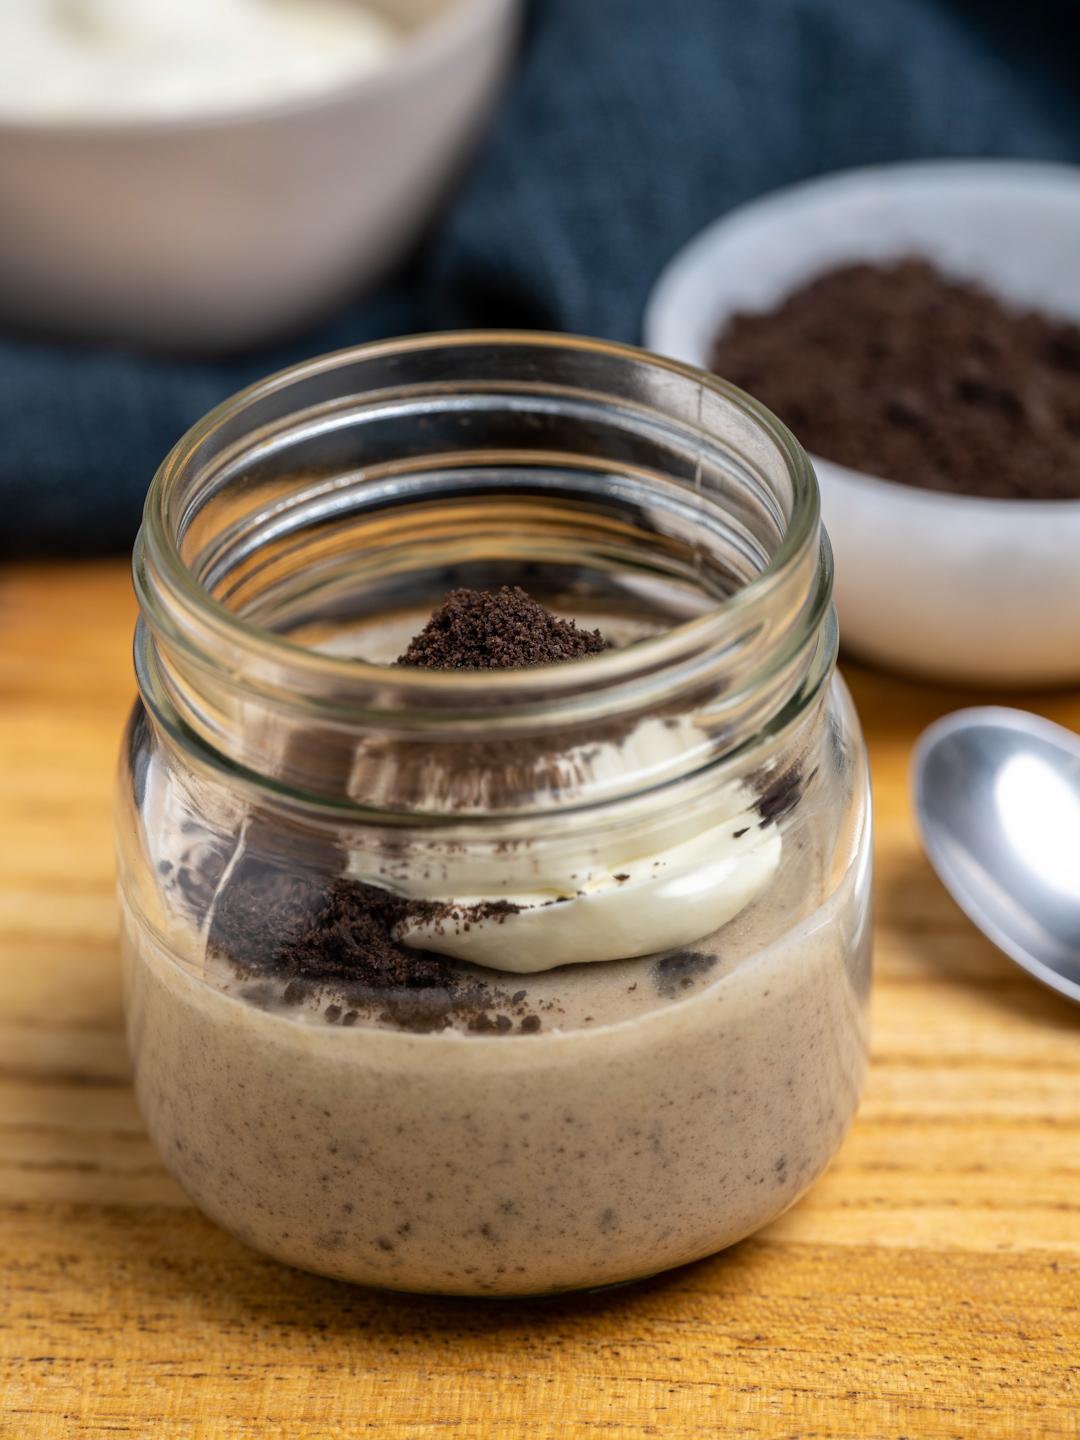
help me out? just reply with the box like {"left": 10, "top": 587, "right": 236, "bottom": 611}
{"left": 116, "top": 333, "right": 872, "bottom": 1297}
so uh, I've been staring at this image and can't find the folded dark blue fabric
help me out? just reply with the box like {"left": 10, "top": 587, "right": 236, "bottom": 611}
{"left": 3, "top": 0, "right": 1079, "bottom": 555}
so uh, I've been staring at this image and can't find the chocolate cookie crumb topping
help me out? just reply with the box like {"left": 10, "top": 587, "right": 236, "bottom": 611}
{"left": 209, "top": 860, "right": 445, "bottom": 991}
{"left": 710, "top": 258, "right": 1080, "bottom": 501}
{"left": 397, "top": 586, "right": 609, "bottom": 670}
{"left": 207, "top": 859, "right": 541, "bottom": 1035}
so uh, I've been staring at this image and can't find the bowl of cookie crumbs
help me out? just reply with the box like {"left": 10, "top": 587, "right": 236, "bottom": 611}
{"left": 645, "top": 161, "right": 1080, "bottom": 686}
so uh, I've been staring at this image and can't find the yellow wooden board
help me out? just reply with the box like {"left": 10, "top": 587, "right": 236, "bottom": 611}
{"left": 1, "top": 560, "right": 1077, "bottom": 1439}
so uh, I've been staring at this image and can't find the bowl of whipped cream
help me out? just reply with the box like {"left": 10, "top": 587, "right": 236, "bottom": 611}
{"left": 0, "top": 0, "right": 520, "bottom": 349}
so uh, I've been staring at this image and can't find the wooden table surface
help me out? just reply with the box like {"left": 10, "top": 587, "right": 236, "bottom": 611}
{"left": 1, "top": 559, "right": 1077, "bottom": 1440}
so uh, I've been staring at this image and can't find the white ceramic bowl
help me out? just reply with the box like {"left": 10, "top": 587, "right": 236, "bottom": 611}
{"left": 0, "top": 0, "right": 520, "bottom": 351}
{"left": 644, "top": 161, "right": 1080, "bottom": 687}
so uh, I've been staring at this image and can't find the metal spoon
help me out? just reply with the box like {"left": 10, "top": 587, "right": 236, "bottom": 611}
{"left": 912, "top": 707, "right": 1080, "bottom": 1006}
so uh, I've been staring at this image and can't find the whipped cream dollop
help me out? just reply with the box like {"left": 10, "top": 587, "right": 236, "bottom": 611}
{"left": 346, "top": 740, "right": 783, "bottom": 974}
{"left": 392, "top": 797, "right": 781, "bottom": 974}
{"left": 1, "top": 0, "right": 397, "bottom": 121}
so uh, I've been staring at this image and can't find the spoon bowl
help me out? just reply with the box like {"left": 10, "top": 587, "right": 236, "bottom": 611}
{"left": 913, "top": 707, "right": 1080, "bottom": 1006}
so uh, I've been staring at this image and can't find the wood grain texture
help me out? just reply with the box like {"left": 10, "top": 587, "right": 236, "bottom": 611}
{"left": 1, "top": 559, "right": 1078, "bottom": 1440}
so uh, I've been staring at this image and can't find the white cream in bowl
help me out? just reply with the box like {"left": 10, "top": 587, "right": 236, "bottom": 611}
{"left": 0, "top": 0, "right": 521, "bottom": 349}
{"left": 1, "top": 0, "right": 398, "bottom": 120}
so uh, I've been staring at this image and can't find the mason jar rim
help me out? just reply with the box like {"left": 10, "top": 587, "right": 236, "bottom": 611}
{"left": 136, "top": 330, "right": 823, "bottom": 711}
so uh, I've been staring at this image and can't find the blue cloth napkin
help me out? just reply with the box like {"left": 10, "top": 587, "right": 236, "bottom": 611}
{"left": 4, "top": 0, "right": 1079, "bottom": 555}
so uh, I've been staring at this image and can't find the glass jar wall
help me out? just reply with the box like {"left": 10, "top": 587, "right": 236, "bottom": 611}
{"left": 116, "top": 333, "right": 871, "bottom": 1295}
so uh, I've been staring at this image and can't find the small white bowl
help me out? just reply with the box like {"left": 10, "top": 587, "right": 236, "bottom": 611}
{"left": 0, "top": 0, "right": 520, "bottom": 351}
{"left": 644, "top": 161, "right": 1080, "bottom": 687}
